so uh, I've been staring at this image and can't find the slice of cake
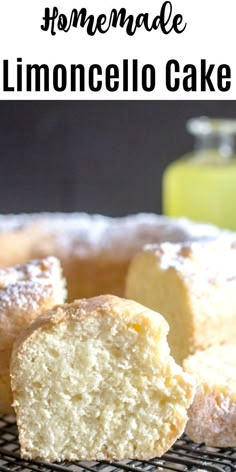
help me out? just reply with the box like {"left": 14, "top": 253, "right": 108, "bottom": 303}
{"left": 184, "top": 344, "right": 236, "bottom": 447}
{"left": 125, "top": 237, "right": 236, "bottom": 364}
{"left": 0, "top": 257, "right": 66, "bottom": 414}
{"left": 10, "top": 295, "right": 195, "bottom": 461}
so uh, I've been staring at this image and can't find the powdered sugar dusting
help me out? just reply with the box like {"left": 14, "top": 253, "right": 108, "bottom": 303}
{"left": 0, "top": 256, "right": 60, "bottom": 289}
{"left": 0, "top": 213, "right": 222, "bottom": 259}
{"left": 0, "top": 281, "right": 53, "bottom": 314}
{"left": 0, "top": 257, "right": 66, "bottom": 351}
{"left": 185, "top": 345, "right": 236, "bottom": 446}
{"left": 144, "top": 234, "right": 236, "bottom": 281}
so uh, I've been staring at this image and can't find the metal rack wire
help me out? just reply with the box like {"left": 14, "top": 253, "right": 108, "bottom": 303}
{"left": 0, "top": 416, "right": 235, "bottom": 472}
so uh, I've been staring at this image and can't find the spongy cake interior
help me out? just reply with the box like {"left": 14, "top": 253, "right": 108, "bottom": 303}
{"left": 11, "top": 309, "right": 192, "bottom": 461}
{"left": 125, "top": 251, "right": 194, "bottom": 364}
{"left": 184, "top": 344, "right": 236, "bottom": 398}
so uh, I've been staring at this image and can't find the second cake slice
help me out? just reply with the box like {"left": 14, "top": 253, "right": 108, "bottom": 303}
{"left": 126, "top": 237, "right": 236, "bottom": 364}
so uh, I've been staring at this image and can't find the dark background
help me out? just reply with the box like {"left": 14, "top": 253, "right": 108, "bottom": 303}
{"left": 1, "top": 101, "right": 235, "bottom": 215}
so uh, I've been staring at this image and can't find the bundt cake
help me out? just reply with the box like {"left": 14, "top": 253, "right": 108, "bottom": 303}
{"left": 0, "top": 213, "right": 221, "bottom": 301}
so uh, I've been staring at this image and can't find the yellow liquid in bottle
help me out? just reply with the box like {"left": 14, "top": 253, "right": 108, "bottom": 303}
{"left": 163, "top": 151, "right": 236, "bottom": 230}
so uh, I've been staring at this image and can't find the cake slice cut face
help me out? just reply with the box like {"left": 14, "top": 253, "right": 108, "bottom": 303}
{"left": 126, "top": 238, "right": 236, "bottom": 364}
{"left": 184, "top": 344, "right": 236, "bottom": 447}
{"left": 11, "top": 295, "right": 195, "bottom": 462}
{"left": 0, "top": 256, "right": 66, "bottom": 414}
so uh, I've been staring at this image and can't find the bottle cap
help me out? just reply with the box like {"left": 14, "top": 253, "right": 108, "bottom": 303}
{"left": 187, "top": 117, "right": 236, "bottom": 136}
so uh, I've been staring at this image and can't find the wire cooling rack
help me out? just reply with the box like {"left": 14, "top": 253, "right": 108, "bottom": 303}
{"left": 0, "top": 416, "right": 235, "bottom": 472}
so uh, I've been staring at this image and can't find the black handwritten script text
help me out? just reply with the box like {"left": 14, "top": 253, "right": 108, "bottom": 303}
{"left": 41, "top": 2, "right": 187, "bottom": 36}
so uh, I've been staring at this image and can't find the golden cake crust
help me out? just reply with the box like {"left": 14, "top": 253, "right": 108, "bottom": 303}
{"left": 11, "top": 295, "right": 169, "bottom": 358}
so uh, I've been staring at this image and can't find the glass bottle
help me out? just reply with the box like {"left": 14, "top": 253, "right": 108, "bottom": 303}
{"left": 162, "top": 117, "right": 236, "bottom": 230}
